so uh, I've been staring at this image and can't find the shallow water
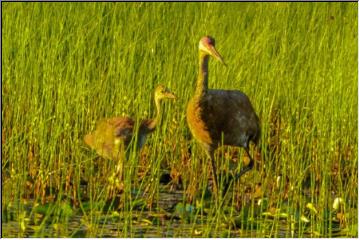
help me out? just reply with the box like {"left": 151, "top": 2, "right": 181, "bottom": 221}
{"left": 2, "top": 187, "right": 357, "bottom": 238}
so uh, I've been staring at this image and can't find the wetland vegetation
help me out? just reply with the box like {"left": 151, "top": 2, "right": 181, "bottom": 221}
{"left": 2, "top": 2, "right": 358, "bottom": 237}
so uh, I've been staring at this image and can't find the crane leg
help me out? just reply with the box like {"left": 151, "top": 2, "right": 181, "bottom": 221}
{"left": 207, "top": 150, "right": 219, "bottom": 196}
{"left": 234, "top": 147, "right": 254, "bottom": 181}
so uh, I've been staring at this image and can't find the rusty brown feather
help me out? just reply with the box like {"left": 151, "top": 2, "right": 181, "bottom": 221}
{"left": 84, "top": 85, "right": 176, "bottom": 163}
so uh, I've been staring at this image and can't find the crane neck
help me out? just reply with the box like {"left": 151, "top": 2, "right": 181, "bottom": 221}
{"left": 194, "top": 52, "right": 210, "bottom": 99}
{"left": 147, "top": 96, "right": 161, "bottom": 132}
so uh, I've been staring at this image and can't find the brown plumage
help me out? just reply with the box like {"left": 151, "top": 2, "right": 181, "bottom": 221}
{"left": 186, "top": 36, "right": 260, "bottom": 194}
{"left": 84, "top": 85, "right": 176, "bottom": 165}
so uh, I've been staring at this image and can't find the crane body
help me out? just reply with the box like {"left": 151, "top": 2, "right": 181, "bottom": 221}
{"left": 187, "top": 36, "right": 260, "bottom": 194}
{"left": 85, "top": 85, "right": 176, "bottom": 170}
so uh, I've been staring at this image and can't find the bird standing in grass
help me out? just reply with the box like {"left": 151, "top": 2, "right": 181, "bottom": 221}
{"left": 186, "top": 36, "right": 260, "bottom": 195}
{"left": 84, "top": 85, "right": 176, "bottom": 180}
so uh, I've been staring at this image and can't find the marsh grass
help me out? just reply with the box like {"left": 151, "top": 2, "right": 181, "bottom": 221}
{"left": 2, "top": 2, "right": 358, "bottom": 237}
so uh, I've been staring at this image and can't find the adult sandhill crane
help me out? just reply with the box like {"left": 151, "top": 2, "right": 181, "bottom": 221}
{"left": 84, "top": 85, "right": 176, "bottom": 176}
{"left": 186, "top": 36, "right": 260, "bottom": 194}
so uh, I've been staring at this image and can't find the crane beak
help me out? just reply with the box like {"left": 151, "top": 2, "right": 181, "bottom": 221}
{"left": 165, "top": 91, "right": 177, "bottom": 100}
{"left": 209, "top": 45, "right": 226, "bottom": 66}
{"left": 169, "top": 93, "right": 177, "bottom": 100}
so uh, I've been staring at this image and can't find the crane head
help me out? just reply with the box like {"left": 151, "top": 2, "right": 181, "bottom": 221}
{"left": 154, "top": 85, "right": 177, "bottom": 101}
{"left": 199, "top": 36, "right": 226, "bottom": 66}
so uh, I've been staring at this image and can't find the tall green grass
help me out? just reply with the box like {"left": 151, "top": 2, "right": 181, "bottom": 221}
{"left": 2, "top": 2, "right": 357, "bottom": 237}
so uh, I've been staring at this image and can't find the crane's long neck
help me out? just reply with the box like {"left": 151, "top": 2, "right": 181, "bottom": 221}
{"left": 147, "top": 96, "right": 161, "bottom": 132}
{"left": 194, "top": 52, "right": 210, "bottom": 99}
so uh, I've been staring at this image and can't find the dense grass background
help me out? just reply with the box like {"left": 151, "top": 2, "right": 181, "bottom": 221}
{"left": 2, "top": 2, "right": 357, "bottom": 237}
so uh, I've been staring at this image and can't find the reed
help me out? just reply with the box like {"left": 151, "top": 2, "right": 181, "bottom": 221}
{"left": 2, "top": 2, "right": 357, "bottom": 237}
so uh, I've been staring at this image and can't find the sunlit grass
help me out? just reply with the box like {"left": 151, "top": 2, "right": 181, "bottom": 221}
{"left": 2, "top": 2, "right": 357, "bottom": 237}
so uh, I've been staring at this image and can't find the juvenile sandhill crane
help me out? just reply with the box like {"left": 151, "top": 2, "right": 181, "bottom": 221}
{"left": 84, "top": 85, "right": 176, "bottom": 176}
{"left": 186, "top": 36, "right": 260, "bottom": 194}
